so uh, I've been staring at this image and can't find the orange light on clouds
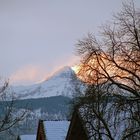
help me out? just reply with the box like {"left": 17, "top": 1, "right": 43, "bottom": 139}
{"left": 9, "top": 56, "right": 80, "bottom": 85}
{"left": 9, "top": 55, "right": 80, "bottom": 85}
{"left": 10, "top": 65, "right": 47, "bottom": 85}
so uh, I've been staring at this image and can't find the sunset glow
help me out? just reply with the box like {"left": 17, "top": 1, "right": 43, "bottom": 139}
{"left": 71, "top": 65, "right": 81, "bottom": 74}
{"left": 10, "top": 65, "right": 47, "bottom": 85}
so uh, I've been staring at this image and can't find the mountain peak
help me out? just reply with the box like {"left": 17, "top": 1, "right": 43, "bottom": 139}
{"left": 54, "top": 66, "right": 73, "bottom": 75}
{"left": 13, "top": 66, "right": 84, "bottom": 99}
{"left": 44, "top": 66, "right": 74, "bottom": 82}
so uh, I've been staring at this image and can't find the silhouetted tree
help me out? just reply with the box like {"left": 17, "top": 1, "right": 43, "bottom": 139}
{"left": 75, "top": 1, "right": 140, "bottom": 139}
{"left": 0, "top": 80, "right": 28, "bottom": 133}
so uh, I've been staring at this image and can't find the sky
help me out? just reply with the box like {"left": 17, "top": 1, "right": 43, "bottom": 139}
{"left": 0, "top": 0, "right": 139, "bottom": 85}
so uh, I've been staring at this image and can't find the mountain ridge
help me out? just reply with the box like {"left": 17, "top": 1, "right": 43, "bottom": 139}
{"left": 12, "top": 66, "right": 84, "bottom": 100}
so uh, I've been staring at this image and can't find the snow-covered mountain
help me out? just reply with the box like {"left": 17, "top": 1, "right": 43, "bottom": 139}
{"left": 12, "top": 66, "right": 84, "bottom": 100}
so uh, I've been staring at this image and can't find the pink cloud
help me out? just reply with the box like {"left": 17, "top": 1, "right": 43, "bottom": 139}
{"left": 47, "top": 55, "right": 80, "bottom": 76}
{"left": 10, "top": 56, "right": 80, "bottom": 85}
{"left": 10, "top": 65, "right": 47, "bottom": 85}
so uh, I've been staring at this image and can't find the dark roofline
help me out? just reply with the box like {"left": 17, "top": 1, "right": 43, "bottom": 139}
{"left": 36, "top": 119, "right": 46, "bottom": 140}
{"left": 66, "top": 109, "right": 89, "bottom": 140}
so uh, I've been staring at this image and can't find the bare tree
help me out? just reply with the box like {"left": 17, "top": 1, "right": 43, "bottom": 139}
{"left": 75, "top": 1, "right": 140, "bottom": 139}
{"left": 0, "top": 80, "right": 28, "bottom": 133}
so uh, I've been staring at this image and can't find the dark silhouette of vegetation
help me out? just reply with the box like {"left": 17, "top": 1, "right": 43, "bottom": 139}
{"left": 0, "top": 80, "right": 28, "bottom": 133}
{"left": 75, "top": 1, "right": 140, "bottom": 139}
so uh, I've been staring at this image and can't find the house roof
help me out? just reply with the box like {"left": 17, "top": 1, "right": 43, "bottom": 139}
{"left": 20, "top": 135, "right": 36, "bottom": 140}
{"left": 66, "top": 111, "right": 88, "bottom": 140}
{"left": 43, "top": 120, "right": 70, "bottom": 140}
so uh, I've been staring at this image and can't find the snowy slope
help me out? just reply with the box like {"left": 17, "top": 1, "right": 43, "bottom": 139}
{"left": 20, "top": 135, "right": 36, "bottom": 140}
{"left": 12, "top": 66, "right": 84, "bottom": 99}
{"left": 44, "top": 121, "right": 70, "bottom": 140}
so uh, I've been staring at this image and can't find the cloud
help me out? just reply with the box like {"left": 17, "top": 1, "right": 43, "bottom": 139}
{"left": 10, "top": 65, "right": 47, "bottom": 85}
{"left": 9, "top": 56, "right": 80, "bottom": 85}
{"left": 47, "top": 55, "right": 80, "bottom": 76}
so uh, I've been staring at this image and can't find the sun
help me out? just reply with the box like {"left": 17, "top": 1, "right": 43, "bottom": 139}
{"left": 71, "top": 65, "right": 81, "bottom": 74}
